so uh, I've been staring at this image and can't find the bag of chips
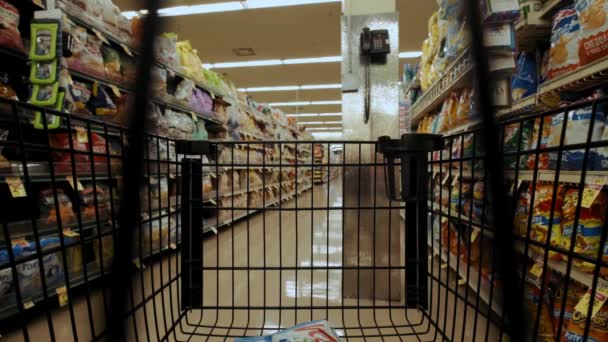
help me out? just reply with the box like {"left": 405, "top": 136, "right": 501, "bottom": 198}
{"left": 527, "top": 117, "right": 553, "bottom": 170}
{"left": 561, "top": 188, "right": 607, "bottom": 272}
{"left": 38, "top": 188, "right": 76, "bottom": 226}
{"left": 0, "top": 0, "right": 25, "bottom": 52}
{"left": 548, "top": 7, "right": 581, "bottom": 79}
{"left": 514, "top": 183, "right": 532, "bottom": 237}
{"left": 563, "top": 287, "right": 608, "bottom": 341}
{"left": 531, "top": 183, "right": 566, "bottom": 260}
{"left": 575, "top": 0, "right": 608, "bottom": 65}
{"left": 511, "top": 52, "right": 538, "bottom": 101}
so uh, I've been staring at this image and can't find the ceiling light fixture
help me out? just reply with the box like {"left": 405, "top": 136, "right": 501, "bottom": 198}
{"left": 306, "top": 127, "right": 342, "bottom": 131}
{"left": 239, "top": 84, "right": 341, "bottom": 92}
{"left": 297, "top": 121, "right": 342, "bottom": 125}
{"left": 203, "top": 52, "right": 421, "bottom": 69}
{"left": 285, "top": 113, "right": 342, "bottom": 117}
{"left": 269, "top": 100, "right": 341, "bottom": 106}
{"left": 123, "top": 0, "right": 341, "bottom": 19}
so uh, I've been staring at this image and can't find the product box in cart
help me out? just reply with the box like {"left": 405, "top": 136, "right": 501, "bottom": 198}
{"left": 234, "top": 320, "right": 341, "bottom": 341}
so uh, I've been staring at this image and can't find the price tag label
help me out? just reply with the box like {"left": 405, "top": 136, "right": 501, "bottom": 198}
{"left": 92, "top": 28, "right": 109, "bottom": 45}
{"left": 32, "top": 0, "right": 45, "bottom": 8}
{"left": 451, "top": 175, "right": 460, "bottom": 187}
{"left": 470, "top": 228, "right": 480, "bottom": 243}
{"left": 133, "top": 258, "right": 144, "bottom": 270}
{"left": 76, "top": 127, "right": 88, "bottom": 143}
{"left": 66, "top": 176, "right": 84, "bottom": 191}
{"left": 120, "top": 43, "right": 133, "bottom": 57}
{"left": 526, "top": 263, "right": 544, "bottom": 288}
{"left": 109, "top": 85, "right": 121, "bottom": 97}
{"left": 6, "top": 177, "right": 26, "bottom": 198}
{"left": 169, "top": 242, "right": 177, "bottom": 250}
{"left": 208, "top": 198, "right": 217, "bottom": 205}
{"left": 56, "top": 286, "right": 68, "bottom": 307}
{"left": 63, "top": 229, "right": 80, "bottom": 238}
{"left": 458, "top": 279, "right": 467, "bottom": 286}
{"left": 581, "top": 176, "right": 608, "bottom": 208}
{"left": 191, "top": 112, "right": 198, "bottom": 122}
{"left": 441, "top": 263, "right": 448, "bottom": 269}
{"left": 23, "top": 301, "right": 35, "bottom": 309}
{"left": 575, "top": 278, "right": 608, "bottom": 318}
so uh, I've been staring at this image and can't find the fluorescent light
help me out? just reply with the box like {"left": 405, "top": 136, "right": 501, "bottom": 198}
{"left": 283, "top": 56, "right": 342, "bottom": 65}
{"left": 399, "top": 51, "right": 423, "bottom": 58}
{"left": 239, "top": 84, "right": 341, "bottom": 92}
{"left": 269, "top": 101, "right": 341, "bottom": 106}
{"left": 123, "top": 0, "right": 341, "bottom": 18}
{"left": 246, "top": 0, "right": 340, "bottom": 9}
{"left": 204, "top": 52, "right": 420, "bottom": 69}
{"left": 306, "top": 127, "right": 341, "bottom": 131}
{"left": 300, "top": 84, "right": 342, "bottom": 90}
{"left": 297, "top": 121, "right": 342, "bottom": 125}
{"left": 212, "top": 59, "right": 282, "bottom": 68}
{"left": 285, "top": 112, "right": 342, "bottom": 117}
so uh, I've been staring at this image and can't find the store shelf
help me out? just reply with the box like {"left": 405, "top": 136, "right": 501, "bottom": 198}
{"left": 427, "top": 201, "right": 493, "bottom": 234}
{"left": 0, "top": 262, "right": 105, "bottom": 321}
{"left": 411, "top": 50, "right": 473, "bottom": 126}
{"left": 442, "top": 120, "right": 481, "bottom": 136}
{"left": 0, "top": 46, "right": 27, "bottom": 61}
{"left": 203, "top": 184, "right": 313, "bottom": 233}
{"left": 495, "top": 95, "right": 540, "bottom": 119}
{"left": 538, "top": 0, "right": 571, "bottom": 19}
{"left": 505, "top": 170, "right": 608, "bottom": 184}
{"left": 430, "top": 242, "right": 503, "bottom": 315}
{"left": 0, "top": 162, "right": 122, "bottom": 182}
{"left": 514, "top": 242, "right": 593, "bottom": 287}
{"left": 403, "top": 78, "right": 421, "bottom": 94}
{"left": 539, "top": 55, "right": 608, "bottom": 98}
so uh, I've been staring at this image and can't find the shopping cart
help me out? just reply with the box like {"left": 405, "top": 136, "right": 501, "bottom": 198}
{"left": 5, "top": 0, "right": 608, "bottom": 341}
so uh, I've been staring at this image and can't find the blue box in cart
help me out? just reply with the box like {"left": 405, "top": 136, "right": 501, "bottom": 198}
{"left": 234, "top": 320, "right": 341, "bottom": 341}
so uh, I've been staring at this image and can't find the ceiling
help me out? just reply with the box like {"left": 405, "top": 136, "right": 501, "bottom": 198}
{"left": 115, "top": 0, "right": 437, "bottom": 130}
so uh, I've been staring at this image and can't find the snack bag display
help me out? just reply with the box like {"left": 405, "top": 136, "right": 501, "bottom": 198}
{"left": 0, "top": 0, "right": 25, "bottom": 52}
{"left": 561, "top": 189, "right": 607, "bottom": 272}
{"left": 563, "top": 288, "right": 608, "bottom": 341}
{"left": 551, "top": 276, "right": 586, "bottom": 339}
{"left": 65, "top": 24, "right": 106, "bottom": 78}
{"left": 549, "top": 106, "right": 605, "bottom": 170}
{"left": 189, "top": 88, "right": 214, "bottom": 114}
{"left": 576, "top": 0, "right": 608, "bottom": 65}
{"left": 548, "top": 7, "right": 581, "bottom": 79}
{"left": 38, "top": 188, "right": 76, "bottom": 226}
{"left": 524, "top": 275, "right": 555, "bottom": 341}
{"left": 511, "top": 52, "right": 538, "bottom": 101}
{"left": 176, "top": 40, "right": 204, "bottom": 79}
{"left": 101, "top": 45, "right": 122, "bottom": 81}
{"left": 531, "top": 183, "right": 566, "bottom": 260}
{"left": 594, "top": 114, "right": 608, "bottom": 170}
{"left": 527, "top": 117, "right": 553, "bottom": 170}
{"left": 472, "top": 181, "right": 485, "bottom": 222}
{"left": 0, "top": 72, "right": 18, "bottom": 100}
{"left": 80, "top": 183, "right": 112, "bottom": 220}
{"left": 69, "top": 81, "right": 93, "bottom": 116}
{"left": 514, "top": 183, "right": 532, "bottom": 237}
{"left": 155, "top": 33, "right": 179, "bottom": 69}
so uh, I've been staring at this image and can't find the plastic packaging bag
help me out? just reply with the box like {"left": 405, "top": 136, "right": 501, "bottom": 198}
{"left": 189, "top": 88, "right": 214, "bottom": 114}
{"left": 0, "top": 0, "right": 25, "bottom": 52}
{"left": 531, "top": 183, "right": 566, "bottom": 260}
{"left": 65, "top": 24, "right": 106, "bottom": 78}
{"left": 548, "top": 7, "right": 581, "bottom": 79}
{"left": 234, "top": 320, "right": 341, "bottom": 341}
{"left": 155, "top": 33, "right": 179, "bottom": 69}
{"left": 511, "top": 52, "right": 538, "bottom": 101}
{"left": 575, "top": 0, "right": 608, "bottom": 65}
{"left": 101, "top": 45, "right": 122, "bottom": 81}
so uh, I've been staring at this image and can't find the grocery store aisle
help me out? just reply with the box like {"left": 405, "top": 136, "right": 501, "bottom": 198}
{"left": 4, "top": 177, "right": 499, "bottom": 342}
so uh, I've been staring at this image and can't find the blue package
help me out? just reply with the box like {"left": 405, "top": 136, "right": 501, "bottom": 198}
{"left": 511, "top": 52, "right": 538, "bottom": 102}
{"left": 234, "top": 320, "right": 341, "bottom": 341}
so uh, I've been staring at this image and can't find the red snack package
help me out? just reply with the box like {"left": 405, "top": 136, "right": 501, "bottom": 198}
{"left": 0, "top": 0, "right": 25, "bottom": 52}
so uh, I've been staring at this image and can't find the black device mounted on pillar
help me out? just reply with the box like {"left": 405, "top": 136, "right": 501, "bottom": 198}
{"left": 360, "top": 27, "right": 389, "bottom": 124}
{"left": 377, "top": 133, "right": 443, "bottom": 310}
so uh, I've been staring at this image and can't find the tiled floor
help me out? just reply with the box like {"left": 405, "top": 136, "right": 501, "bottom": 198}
{"left": 4, "top": 177, "right": 499, "bottom": 341}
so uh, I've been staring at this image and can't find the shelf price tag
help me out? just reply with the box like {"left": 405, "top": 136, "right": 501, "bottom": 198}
{"left": 169, "top": 242, "right": 177, "bottom": 250}
{"left": 441, "top": 174, "right": 450, "bottom": 186}
{"left": 527, "top": 263, "right": 544, "bottom": 288}
{"left": 92, "top": 28, "right": 109, "bottom": 45}
{"left": 457, "top": 278, "right": 467, "bottom": 286}
{"left": 32, "top": 0, "right": 45, "bottom": 8}
{"left": 6, "top": 177, "right": 26, "bottom": 198}
{"left": 451, "top": 175, "right": 460, "bottom": 187}
{"left": 56, "top": 286, "right": 68, "bottom": 307}
{"left": 441, "top": 263, "right": 448, "bottom": 269}
{"left": 109, "top": 85, "right": 121, "bottom": 97}
{"left": 66, "top": 176, "right": 84, "bottom": 191}
{"left": 23, "top": 301, "right": 35, "bottom": 309}
{"left": 582, "top": 176, "right": 608, "bottom": 208}
{"left": 76, "top": 127, "right": 88, "bottom": 143}
{"left": 191, "top": 112, "right": 198, "bottom": 122}
{"left": 470, "top": 228, "right": 480, "bottom": 243}
{"left": 120, "top": 43, "right": 133, "bottom": 57}
{"left": 63, "top": 229, "right": 80, "bottom": 238}
{"left": 133, "top": 258, "right": 144, "bottom": 270}
{"left": 574, "top": 278, "right": 608, "bottom": 319}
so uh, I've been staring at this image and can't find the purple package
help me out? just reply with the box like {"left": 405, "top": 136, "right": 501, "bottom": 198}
{"left": 480, "top": 0, "right": 520, "bottom": 23}
{"left": 189, "top": 88, "right": 213, "bottom": 114}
